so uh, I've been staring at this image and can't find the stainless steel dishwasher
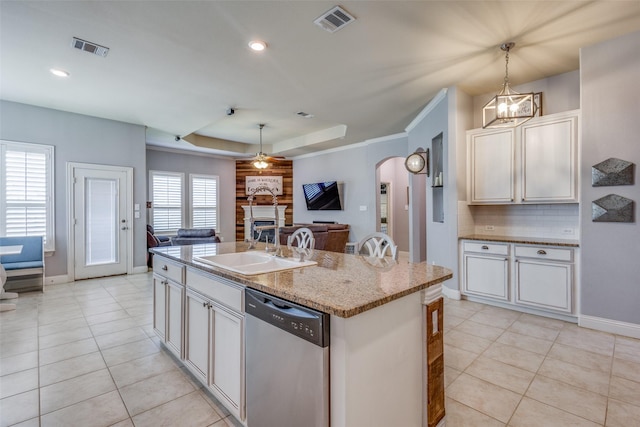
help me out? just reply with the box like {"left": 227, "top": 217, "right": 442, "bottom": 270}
{"left": 245, "top": 288, "right": 330, "bottom": 427}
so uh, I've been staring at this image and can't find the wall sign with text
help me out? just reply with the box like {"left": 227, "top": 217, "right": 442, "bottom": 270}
{"left": 245, "top": 176, "right": 283, "bottom": 195}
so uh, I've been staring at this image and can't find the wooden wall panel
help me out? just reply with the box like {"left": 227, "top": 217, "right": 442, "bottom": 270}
{"left": 235, "top": 160, "right": 294, "bottom": 241}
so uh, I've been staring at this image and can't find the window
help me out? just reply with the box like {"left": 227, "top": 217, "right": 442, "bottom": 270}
{"left": 190, "top": 174, "right": 219, "bottom": 230}
{"left": 0, "top": 140, "right": 55, "bottom": 251}
{"left": 149, "top": 171, "right": 219, "bottom": 234}
{"left": 150, "top": 171, "right": 183, "bottom": 233}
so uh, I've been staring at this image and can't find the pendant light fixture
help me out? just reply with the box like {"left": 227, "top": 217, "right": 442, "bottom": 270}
{"left": 253, "top": 124, "right": 269, "bottom": 169}
{"left": 482, "top": 42, "right": 536, "bottom": 129}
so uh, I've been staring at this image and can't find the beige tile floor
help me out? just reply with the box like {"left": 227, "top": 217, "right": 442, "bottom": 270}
{"left": 1, "top": 272, "right": 639, "bottom": 426}
{"left": 0, "top": 273, "right": 241, "bottom": 427}
{"left": 443, "top": 297, "right": 640, "bottom": 427}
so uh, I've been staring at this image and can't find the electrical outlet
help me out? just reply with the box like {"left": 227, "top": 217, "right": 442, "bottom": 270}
{"left": 485, "top": 225, "right": 495, "bottom": 231}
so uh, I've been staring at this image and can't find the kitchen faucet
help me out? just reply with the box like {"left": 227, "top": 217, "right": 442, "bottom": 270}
{"left": 246, "top": 185, "right": 284, "bottom": 257}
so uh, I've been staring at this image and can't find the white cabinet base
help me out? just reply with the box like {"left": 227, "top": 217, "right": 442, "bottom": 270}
{"left": 515, "top": 260, "right": 572, "bottom": 313}
{"left": 460, "top": 240, "right": 577, "bottom": 321}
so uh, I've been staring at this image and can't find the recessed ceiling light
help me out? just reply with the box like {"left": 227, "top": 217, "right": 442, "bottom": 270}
{"left": 248, "top": 40, "right": 267, "bottom": 51}
{"left": 49, "top": 68, "right": 70, "bottom": 77}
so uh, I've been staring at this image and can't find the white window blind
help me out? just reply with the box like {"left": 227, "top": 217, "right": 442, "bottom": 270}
{"left": 150, "top": 171, "right": 183, "bottom": 233}
{"left": 191, "top": 174, "right": 218, "bottom": 230}
{"left": 0, "top": 140, "right": 55, "bottom": 251}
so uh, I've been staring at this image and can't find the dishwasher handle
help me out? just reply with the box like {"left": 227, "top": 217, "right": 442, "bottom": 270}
{"left": 263, "top": 298, "right": 316, "bottom": 320}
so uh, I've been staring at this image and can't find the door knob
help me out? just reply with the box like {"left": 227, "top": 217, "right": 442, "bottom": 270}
{"left": 121, "top": 226, "right": 128, "bottom": 230}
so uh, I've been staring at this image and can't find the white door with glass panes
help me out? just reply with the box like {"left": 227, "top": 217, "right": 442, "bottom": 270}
{"left": 71, "top": 163, "right": 132, "bottom": 280}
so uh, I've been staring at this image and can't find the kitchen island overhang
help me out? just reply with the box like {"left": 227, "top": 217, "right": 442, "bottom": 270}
{"left": 151, "top": 242, "right": 452, "bottom": 427}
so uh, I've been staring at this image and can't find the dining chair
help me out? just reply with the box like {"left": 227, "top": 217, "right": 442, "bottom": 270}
{"left": 287, "top": 227, "right": 316, "bottom": 250}
{"left": 358, "top": 232, "right": 398, "bottom": 260}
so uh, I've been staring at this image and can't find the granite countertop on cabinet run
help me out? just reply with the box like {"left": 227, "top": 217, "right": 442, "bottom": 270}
{"left": 459, "top": 234, "right": 580, "bottom": 247}
{"left": 151, "top": 242, "right": 452, "bottom": 318}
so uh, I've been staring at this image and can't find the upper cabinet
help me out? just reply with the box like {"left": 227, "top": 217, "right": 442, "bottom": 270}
{"left": 467, "top": 110, "right": 579, "bottom": 205}
{"left": 467, "top": 128, "right": 516, "bottom": 204}
{"left": 520, "top": 112, "right": 578, "bottom": 203}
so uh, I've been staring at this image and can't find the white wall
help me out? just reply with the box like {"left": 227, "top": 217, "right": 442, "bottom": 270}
{"left": 146, "top": 147, "right": 236, "bottom": 241}
{"left": 0, "top": 100, "right": 147, "bottom": 277}
{"left": 293, "top": 134, "right": 408, "bottom": 244}
{"left": 580, "top": 30, "right": 640, "bottom": 325}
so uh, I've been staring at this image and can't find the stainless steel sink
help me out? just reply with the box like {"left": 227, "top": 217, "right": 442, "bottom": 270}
{"left": 194, "top": 251, "right": 317, "bottom": 275}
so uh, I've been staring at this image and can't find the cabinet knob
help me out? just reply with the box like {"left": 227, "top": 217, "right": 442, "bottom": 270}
{"left": 537, "top": 250, "right": 547, "bottom": 255}
{"left": 162, "top": 265, "right": 168, "bottom": 271}
{"left": 202, "top": 301, "right": 207, "bottom": 307}
{"left": 481, "top": 245, "right": 489, "bottom": 250}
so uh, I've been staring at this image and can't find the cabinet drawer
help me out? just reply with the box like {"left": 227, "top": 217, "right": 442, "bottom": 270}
{"left": 153, "top": 257, "right": 185, "bottom": 284}
{"left": 463, "top": 241, "right": 509, "bottom": 256}
{"left": 187, "top": 268, "right": 243, "bottom": 313}
{"left": 514, "top": 245, "right": 573, "bottom": 262}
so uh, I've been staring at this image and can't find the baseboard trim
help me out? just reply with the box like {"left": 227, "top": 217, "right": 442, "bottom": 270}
{"left": 45, "top": 275, "right": 71, "bottom": 286}
{"left": 442, "top": 285, "right": 461, "bottom": 300}
{"left": 132, "top": 266, "right": 149, "bottom": 275}
{"left": 579, "top": 315, "right": 640, "bottom": 340}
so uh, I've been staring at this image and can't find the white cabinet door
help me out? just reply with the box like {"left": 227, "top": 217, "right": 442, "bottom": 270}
{"left": 185, "top": 290, "right": 211, "bottom": 383}
{"left": 152, "top": 274, "right": 166, "bottom": 340}
{"left": 515, "top": 259, "right": 573, "bottom": 313}
{"left": 468, "top": 128, "right": 515, "bottom": 204}
{"left": 521, "top": 113, "right": 578, "bottom": 202}
{"left": 212, "top": 303, "right": 243, "bottom": 411}
{"left": 463, "top": 254, "right": 509, "bottom": 300}
{"left": 166, "top": 280, "right": 184, "bottom": 358}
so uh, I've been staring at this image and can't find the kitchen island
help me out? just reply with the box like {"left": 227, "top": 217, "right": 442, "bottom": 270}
{"left": 151, "top": 242, "right": 452, "bottom": 427}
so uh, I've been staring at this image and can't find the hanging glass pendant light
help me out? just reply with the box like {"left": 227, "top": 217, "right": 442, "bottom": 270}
{"left": 482, "top": 42, "right": 536, "bottom": 129}
{"left": 253, "top": 124, "right": 269, "bottom": 169}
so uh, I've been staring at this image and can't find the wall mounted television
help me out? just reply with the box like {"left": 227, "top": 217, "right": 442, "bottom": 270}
{"left": 302, "top": 181, "right": 343, "bottom": 210}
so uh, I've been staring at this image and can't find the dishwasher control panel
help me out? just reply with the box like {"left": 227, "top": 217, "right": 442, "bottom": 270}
{"left": 245, "top": 288, "right": 329, "bottom": 347}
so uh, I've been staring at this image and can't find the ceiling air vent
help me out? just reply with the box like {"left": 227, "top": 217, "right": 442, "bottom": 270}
{"left": 314, "top": 6, "right": 355, "bottom": 33}
{"left": 71, "top": 37, "right": 110, "bottom": 57}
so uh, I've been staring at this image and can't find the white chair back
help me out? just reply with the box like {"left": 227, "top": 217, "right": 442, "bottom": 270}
{"left": 358, "top": 232, "right": 398, "bottom": 260}
{"left": 287, "top": 227, "right": 316, "bottom": 250}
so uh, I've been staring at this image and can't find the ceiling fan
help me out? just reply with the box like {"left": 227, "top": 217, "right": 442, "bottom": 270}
{"left": 251, "top": 123, "right": 285, "bottom": 169}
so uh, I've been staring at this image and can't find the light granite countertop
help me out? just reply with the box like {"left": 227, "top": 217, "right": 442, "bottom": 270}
{"left": 151, "top": 242, "right": 452, "bottom": 318}
{"left": 459, "top": 234, "right": 580, "bottom": 247}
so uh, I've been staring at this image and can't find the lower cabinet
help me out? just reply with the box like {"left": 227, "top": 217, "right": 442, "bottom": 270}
{"left": 461, "top": 240, "right": 575, "bottom": 317}
{"left": 152, "top": 259, "right": 245, "bottom": 422}
{"left": 152, "top": 273, "right": 184, "bottom": 359}
{"left": 166, "top": 280, "right": 184, "bottom": 358}
{"left": 153, "top": 274, "right": 166, "bottom": 340}
{"left": 185, "top": 290, "right": 210, "bottom": 381}
{"left": 514, "top": 246, "right": 573, "bottom": 313}
{"left": 184, "top": 288, "right": 244, "bottom": 421}
{"left": 462, "top": 241, "right": 510, "bottom": 301}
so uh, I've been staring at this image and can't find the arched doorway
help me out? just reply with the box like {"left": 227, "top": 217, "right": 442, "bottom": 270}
{"left": 376, "top": 157, "right": 409, "bottom": 254}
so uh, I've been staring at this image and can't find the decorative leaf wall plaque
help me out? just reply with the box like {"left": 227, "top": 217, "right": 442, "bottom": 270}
{"left": 592, "top": 158, "right": 634, "bottom": 186}
{"left": 592, "top": 194, "right": 634, "bottom": 223}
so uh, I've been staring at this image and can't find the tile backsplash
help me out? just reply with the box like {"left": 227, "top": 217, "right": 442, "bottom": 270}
{"left": 458, "top": 202, "right": 579, "bottom": 239}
